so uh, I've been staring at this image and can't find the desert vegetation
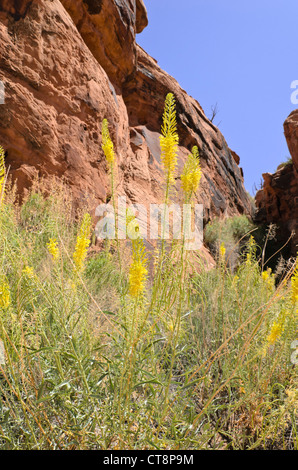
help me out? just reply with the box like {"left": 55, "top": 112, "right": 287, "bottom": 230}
{"left": 0, "top": 95, "right": 297, "bottom": 450}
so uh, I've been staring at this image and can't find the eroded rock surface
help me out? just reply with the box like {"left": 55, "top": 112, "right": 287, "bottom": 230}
{"left": 0, "top": 0, "right": 252, "bottom": 263}
{"left": 255, "top": 111, "right": 298, "bottom": 256}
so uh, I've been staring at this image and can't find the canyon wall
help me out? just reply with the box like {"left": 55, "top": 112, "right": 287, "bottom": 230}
{"left": 255, "top": 110, "right": 298, "bottom": 257}
{"left": 0, "top": 0, "right": 252, "bottom": 259}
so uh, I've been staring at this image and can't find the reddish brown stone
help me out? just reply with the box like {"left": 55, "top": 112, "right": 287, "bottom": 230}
{"left": 284, "top": 110, "right": 298, "bottom": 170}
{"left": 230, "top": 149, "right": 240, "bottom": 166}
{"left": 255, "top": 112, "right": 298, "bottom": 255}
{"left": 0, "top": 0, "right": 253, "bottom": 265}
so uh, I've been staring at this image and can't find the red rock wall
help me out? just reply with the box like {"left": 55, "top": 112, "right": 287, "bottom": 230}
{"left": 255, "top": 110, "right": 298, "bottom": 256}
{"left": 0, "top": 0, "right": 252, "bottom": 229}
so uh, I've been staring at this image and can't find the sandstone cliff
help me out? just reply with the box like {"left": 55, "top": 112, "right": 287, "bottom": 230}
{"left": 0, "top": 0, "right": 252, "bottom": 247}
{"left": 255, "top": 110, "right": 298, "bottom": 256}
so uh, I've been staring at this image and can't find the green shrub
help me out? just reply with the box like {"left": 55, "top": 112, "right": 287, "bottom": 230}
{"left": 204, "top": 215, "right": 255, "bottom": 270}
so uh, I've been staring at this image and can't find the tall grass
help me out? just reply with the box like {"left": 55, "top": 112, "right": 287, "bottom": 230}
{"left": 0, "top": 97, "right": 297, "bottom": 450}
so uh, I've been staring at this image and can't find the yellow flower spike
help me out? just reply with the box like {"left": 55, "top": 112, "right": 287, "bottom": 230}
{"left": 219, "top": 242, "right": 226, "bottom": 259}
{"left": 181, "top": 146, "right": 202, "bottom": 197}
{"left": 101, "top": 119, "right": 115, "bottom": 167}
{"left": 246, "top": 235, "right": 256, "bottom": 265}
{"left": 129, "top": 259, "right": 148, "bottom": 298}
{"left": 73, "top": 213, "right": 92, "bottom": 272}
{"left": 22, "top": 266, "right": 35, "bottom": 280}
{"left": 160, "top": 93, "right": 179, "bottom": 185}
{"left": 291, "top": 258, "right": 298, "bottom": 304}
{"left": 262, "top": 268, "right": 275, "bottom": 291}
{"left": 0, "top": 279, "right": 10, "bottom": 309}
{"left": 127, "top": 212, "right": 148, "bottom": 298}
{"left": 78, "top": 213, "right": 92, "bottom": 240}
{"left": 267, "top": 320, "right": 283, "bottom": 346}
{"left": 47, "top": 238, "right": 59, "bottom": 261}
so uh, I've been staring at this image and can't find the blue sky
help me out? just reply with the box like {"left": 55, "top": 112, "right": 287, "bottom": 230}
{"left": 137, "top": 0, "right": 298, "bottom": 195}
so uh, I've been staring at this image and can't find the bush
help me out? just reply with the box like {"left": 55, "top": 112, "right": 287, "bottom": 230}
{"left": 204, "top": 215, "right": 255, "bottom": 269}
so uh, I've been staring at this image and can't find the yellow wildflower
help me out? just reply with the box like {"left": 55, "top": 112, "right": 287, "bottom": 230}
{"left": 73, "top": 213, "right": 92, "bottom": 272}
{"left": 246, "top": 235, "right": 256, "bottom": 265}
{"left": 267, "top": 321, "right": 283, "bottom": 346}
{"left": 0, "top": 280, "right": 10, "bottom": 309}
{"left": 102, "top": 119, "right": 115, "bottom": 166}
{"left": 181, "top": 146, "right": 202, "bottom": 196}
{"left": 47, "top": 238, "right": 59, "bottom": 261}
{"left": 128, "top": 214, "right": 148, "bottom": 298}
{"left": 262, "top": 268, "right": 275, "bottom": 291}
{"left": 73, "top": 237, "right": 89, "bottom": 271}
{"left": 219, "top": 242, "right": 226, "bottom": 259}
{"left": 291, "top": 259, "right": 298, "bottom": 304}
{"left": 67, "top": 279, "right": 77, "bottom": 292}
{"left": 22, "top": 266, "right": 35, "bottom": 279}
{"left": 129, "top": 260, "right": 148, "bottom": 298}
{"left": 159, "top": 93, "right": 179, "bottom": 185}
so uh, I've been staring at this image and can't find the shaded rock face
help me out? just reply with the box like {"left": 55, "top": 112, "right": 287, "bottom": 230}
{"left": 0, "top": 0, "right": 252, "bottom": 251}
{"left": 284, "top": 110, "right": 298, "bottom": 170}
{"left": 255, "top": 111, "right": 298, "bottom": 256}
